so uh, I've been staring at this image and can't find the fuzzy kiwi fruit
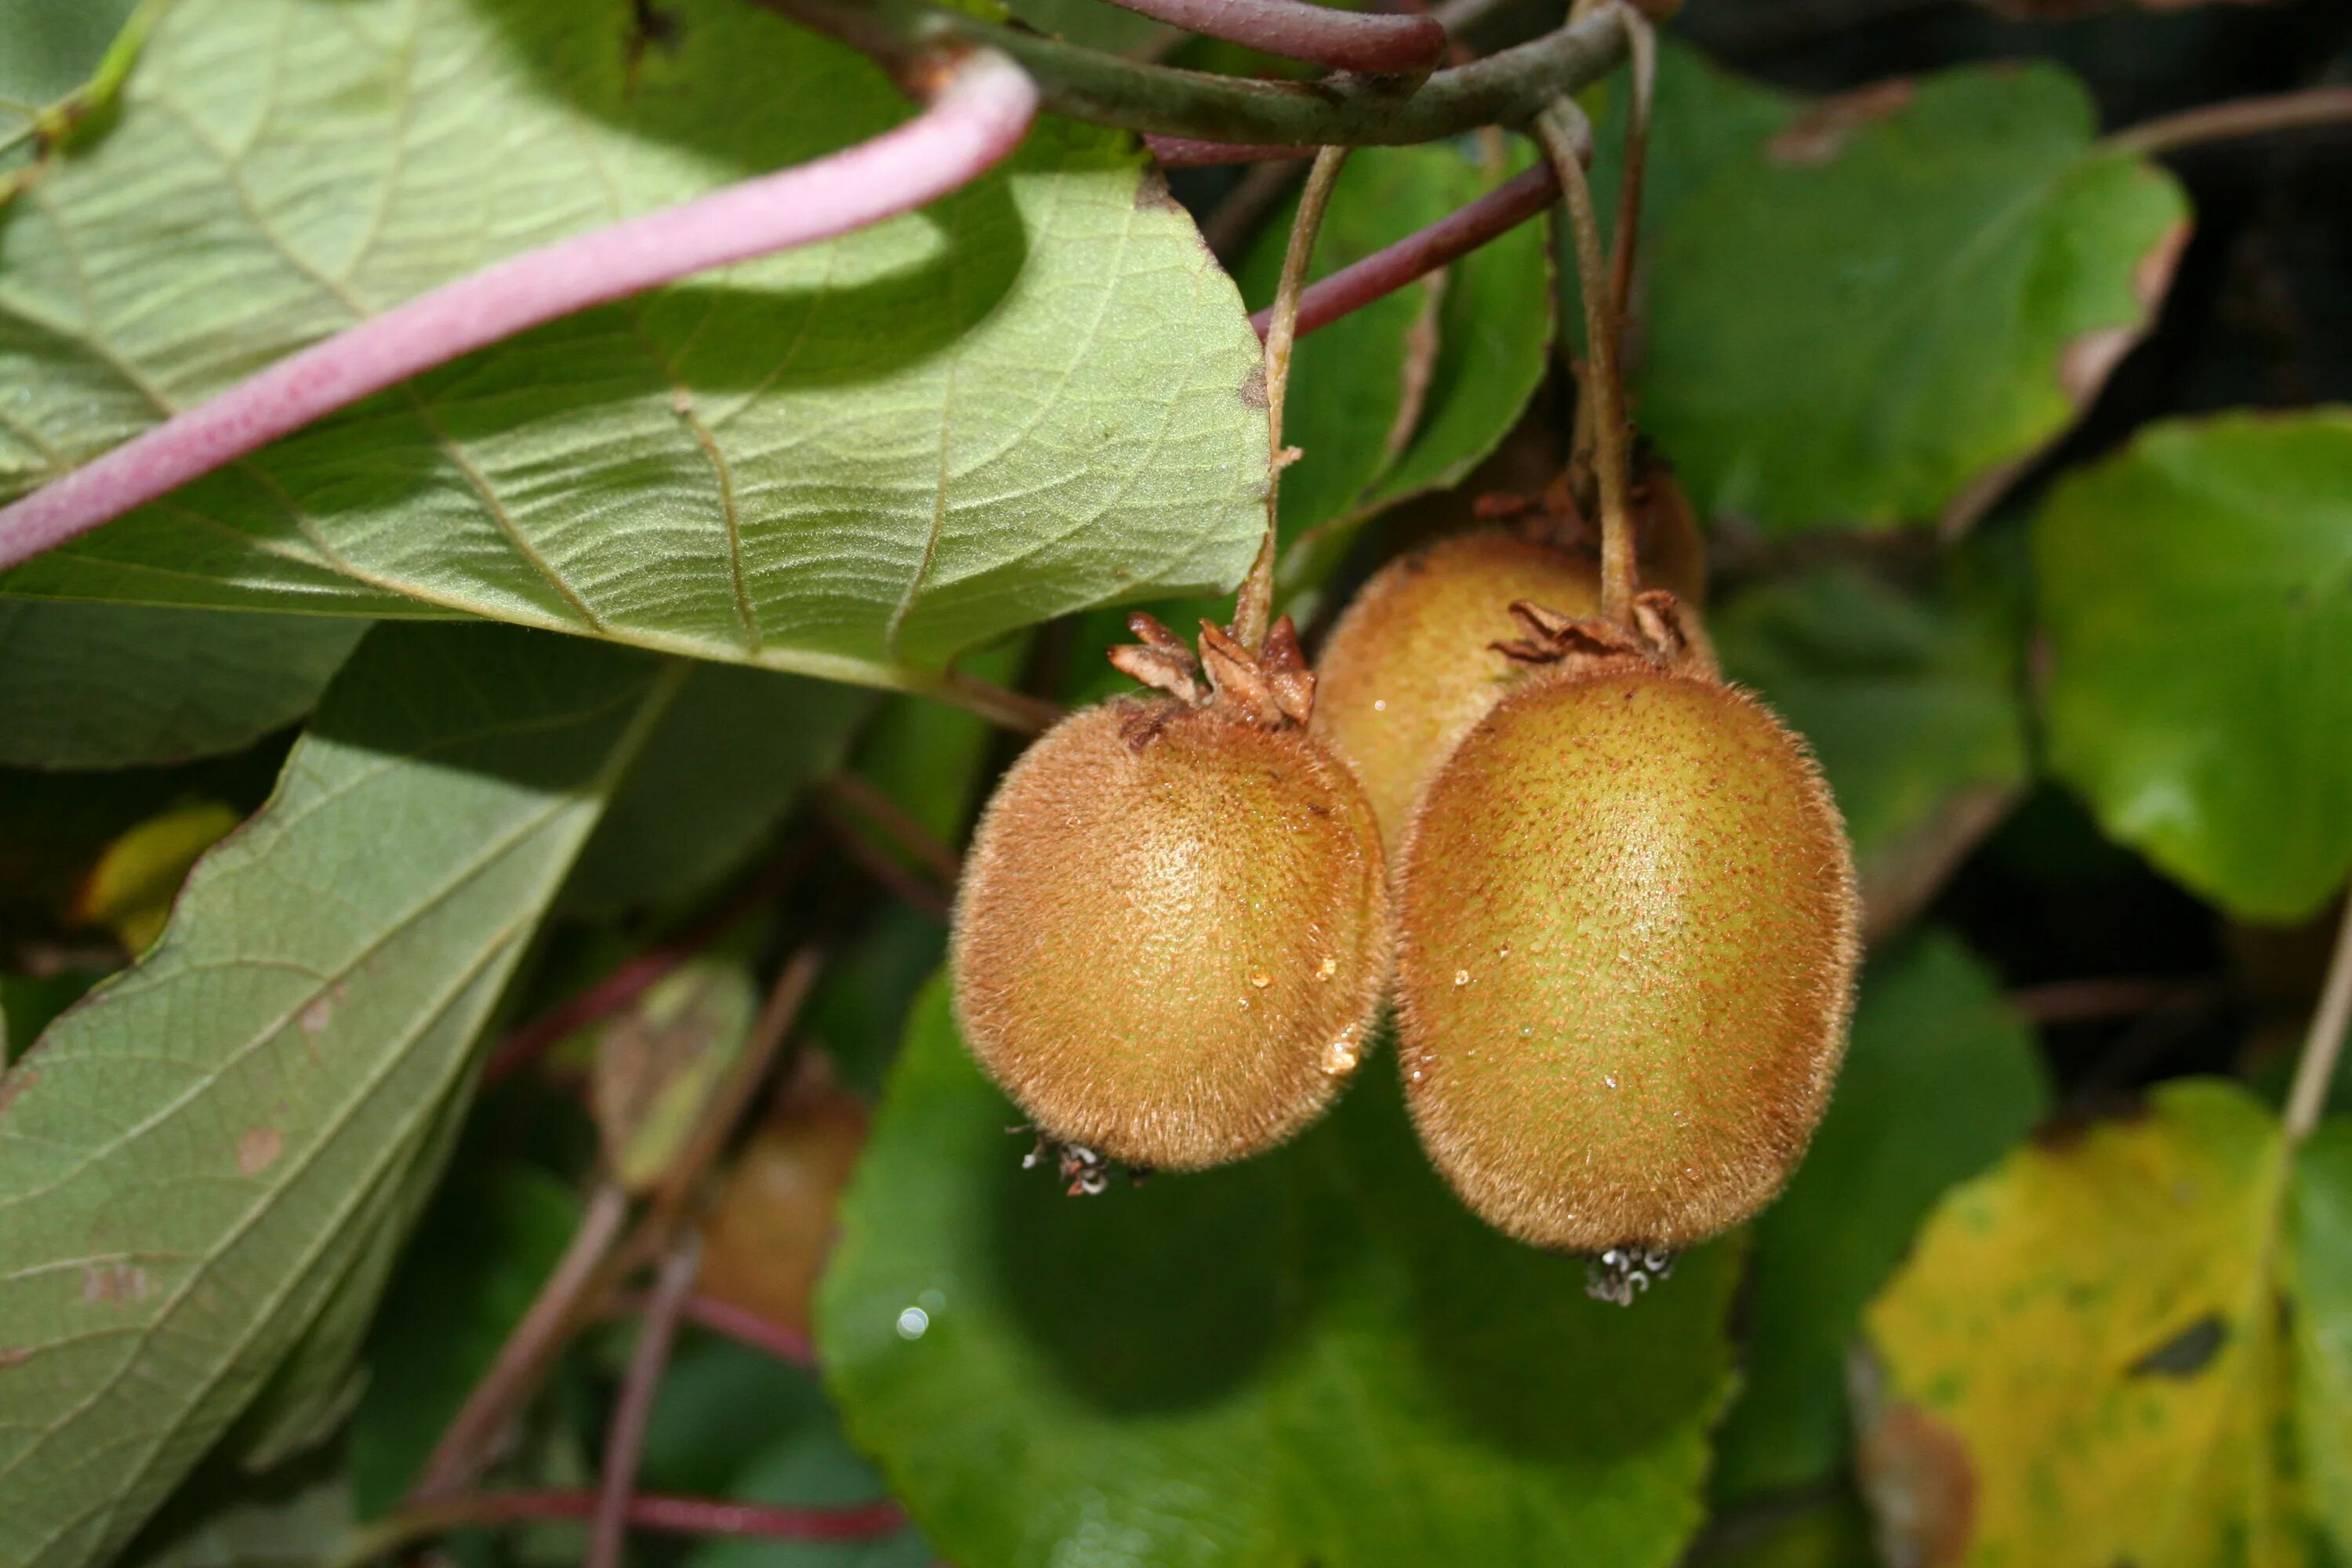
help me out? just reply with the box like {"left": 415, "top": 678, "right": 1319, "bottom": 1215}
{"left": 952, "top": 616, "right": 1389, "bottom": 1174}
{"left": 1394, "top": 593, "right": 1858, "bottom": 1264}
{"left": 1315, "top": 462, "right": 1707, "bottom": 848}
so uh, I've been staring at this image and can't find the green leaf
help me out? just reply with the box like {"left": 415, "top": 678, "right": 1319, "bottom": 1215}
{"left": 818, "top": 978, "right": 1738, "bottom": 1568}
{"left": 1639, "top": 64, "right": 2187, "bottom": 532}
{"left": 2036, "top": 408, "right": 2352, "bottom": 922}
{"left": 1713, "top": 930, "right": 2048, "bottom": 1502}
{"left": 562, "top": 663, "right": 871, "bottom": 916}
{"left": 0, "top": 0, "right": 1268, "bottom": 691}
{"left": 348, "top": 1162, "right": 583, "bottom": 1515}
{"left": 0, "top": 622, "right": 684, "bottom": 1568}
{"left": 0, "top": 602, "right": 366, "bottom": 770}
{"left": 1858, "top": 1081, "right": 2296, "bottom": 1564}
{"left": 1714, "top": 561, "right": 2031, "bottom": 937}
{"left": 642, "top": 1338, "right": 930, "bottom": 1568}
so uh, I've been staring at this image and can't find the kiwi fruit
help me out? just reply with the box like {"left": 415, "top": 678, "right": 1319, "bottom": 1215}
{"left": 1394, "top": 592, "right": 1858, "bottom": 1269}
{"left": 1314, "top": 530, "right": 1602, "bottom": 845}
{"left": 952, "top": 615, "right": 1389, "bottom": 1174}
{"left": 1314, "top": 460, "right": 1708, "bottom": 848}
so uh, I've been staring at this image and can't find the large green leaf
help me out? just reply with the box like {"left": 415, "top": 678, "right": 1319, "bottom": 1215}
{"left": 818, "top": 979, "right": 1738, "bottom": 1568}
{"left": 1714, "top": 931, "right": 2047, "bottom": 1501}
{"left": 0, "top": 0, "right": 1268, "bottom": 694}
{"left": 0, "top": 601, "right": 366, "bottom": 769}
{"left": 1715, "top": 561, "right": 2031, "bottom": 937}
{"left": 0, "top": 622, "right": 682, "bottom": 1568}
{"left": 1639, "top": 64, "right": 2187, "bottom": 532}
{"left": 2036, "top": 409, "right": 2352, "bottom": 922}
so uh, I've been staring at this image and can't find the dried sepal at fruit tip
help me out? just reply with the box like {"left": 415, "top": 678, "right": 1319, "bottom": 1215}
{"left": 1491, "top": 587, "right": 1718, "bottom": 683}
{"left": 951, "top": 615, "right": 1389, "bottom": 1176}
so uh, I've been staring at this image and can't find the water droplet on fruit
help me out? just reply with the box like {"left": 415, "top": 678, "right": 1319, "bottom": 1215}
{"left": 1454, "top": 969, "right": 1471, "bottom": 986}
{"left": 1316, "top": 956, "right": 1338, "bottom": 982}
{"left": 1320, "top": 1025, "right": 1364, "bottom": 1077}
{"left": 1250, "top": 971, "right": 1272, "bottom": 989}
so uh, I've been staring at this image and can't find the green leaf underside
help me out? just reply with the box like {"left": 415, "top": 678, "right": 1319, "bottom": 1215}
{"left": 2036, "top": 408, "right": 2352, "bottom": 923}
{"left": 1713, "top": 931, "right": 2047, "bottom": 1501}
{"left": 0, "top": 0, "right": 1269, "bottom": 689}
{"left": 0, "top": 601, "right": 368, "bottom": 769}
{"left": 0, "top": 622, "right": 681, "bottom": 1568}
{"left": 1634, "top": 61, "right": 2186, "bottom": 532}
{"left": 818, "top": 978, "right": 1738, "bottom": 1568}
{"left": 1714, "top": 561, "right": 2030, "bottom": 925}
{"left": 1858, "top": 1082, "right": 2352, "bottom": 1563}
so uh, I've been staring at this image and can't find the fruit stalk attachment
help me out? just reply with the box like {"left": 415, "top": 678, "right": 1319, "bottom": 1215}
{"left": 1234, "top": 144, "right": 1352, "bottom": 653}
{"left": 1534, "top": 97, "right": 1639, "bottom": 627}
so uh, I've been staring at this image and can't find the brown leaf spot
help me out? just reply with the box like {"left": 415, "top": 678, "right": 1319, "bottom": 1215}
{"left": 1134, "top": 168, "right": 1185, "bottom": 215}
{"left": 2129, "top": 1312, "right": 2227, "bottom": 1378}
{"left": 0, "top": 1066, "right": 38, "bottom": 1123}
{"left": 2059, "top": 328, "right": 2140, "bottom": 405}
{"left": 1240, "top": 362, "right": 1269, "bottom": 412}
{"left": 2134, "top": 220, "right": 2191, "bottom": 307}
{"left": 299, "top": 993, "right": 335, "bottom": 1035}
{"left": 1860, "top": 1401, "right": 1976, "bottom": 1567}
{"left": 82, "top": 1262, "right": 149, "bottom": 1304}
{"left": 0, "top": 1346, "right": 30, "bottom": 1369}
{"left": 1767, "top": 80, "right": 1915, "bottom": 165}
{"left": 238, "top": 1127, "right": 285, "bottom": 1176}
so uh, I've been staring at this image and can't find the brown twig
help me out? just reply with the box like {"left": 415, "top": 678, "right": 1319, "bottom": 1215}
{"left": 2009, "top": 975, "right": 2226, "bottom": 1025}
{"left": 1233, "top": 145, "right": 1351, "bottom": 652}
{"left": 337, "top": 1491, "right": 905, "bottom": 1566}
{"left": 1099, "top": 0, "right": 1446, "bottom": 74}
{"left": 589, "top": 1234, "right": 705, "bottom": 1568}
{"left": 410, "top": 1181, "right": 634, "bottom": 1501}
{"left": 1248, "top": 161, "right": 1557, "bottom": 339}
{"left": 1146, "top": 135, "right": 1312, "bottom": 166}
{"left": 2107, "top": 86, "right": 2352, "bottom": 159}
{"left": 1534, "top": 99, "right": 1636, "bottom": 622}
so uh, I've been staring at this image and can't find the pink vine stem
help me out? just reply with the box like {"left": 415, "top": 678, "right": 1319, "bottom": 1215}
{"left": 384, "top": 1490, "right": 905, "bottom": 1544}
{"left": 1248, "top": 160, "right": 1555, "bottom": 340}
{"left": 0, "top": 49, "right": 1039, "bottom": 575}
{"left": 1144, "top": 136, "right": 1312, "bottom": 167}
{"left": 1103, "top": 0, "right": 1444, "bottom": 74}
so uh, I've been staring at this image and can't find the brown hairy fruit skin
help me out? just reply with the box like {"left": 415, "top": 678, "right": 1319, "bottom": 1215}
{"left": 952, "top": 695, "right": 1389, "bottom": 1171}
{"left": 1396, "top": 664, "right": 1859, "bottom": 1253}
{"left": 1313, "top": 530, "right": 1601, "bottom": 845}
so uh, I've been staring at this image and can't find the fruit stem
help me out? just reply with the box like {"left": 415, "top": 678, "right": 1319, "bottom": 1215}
{"left": 2283, "top": 891, "right": 2352, "bottom": 1145}
{"left": 1535, "top": 99, "right": 1639, "bottom": 624}
{"left": 1235, "top": 144, "right": 1351, "bottom": 652}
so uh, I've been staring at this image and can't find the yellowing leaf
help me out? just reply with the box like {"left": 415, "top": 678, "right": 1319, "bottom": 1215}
{"left": 69, "top": 800, "right": 242, "bottom": 952}
{"left": 1859, "top": 1082, "right": 2299, "bottom": 1566}
{"left": 591, "top": 957, "right": 757, "bottom": 1195}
